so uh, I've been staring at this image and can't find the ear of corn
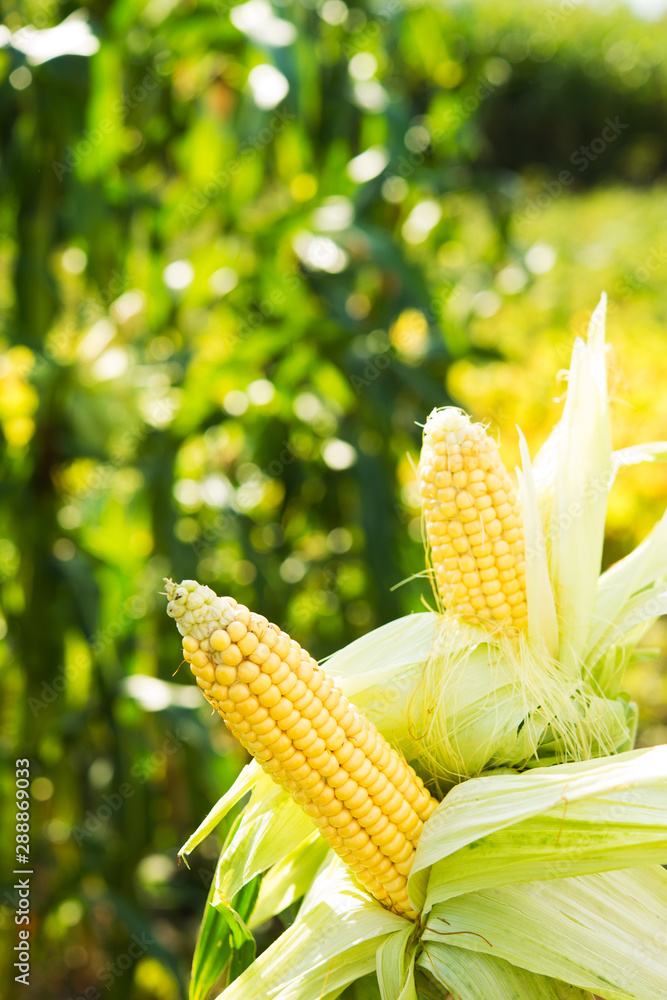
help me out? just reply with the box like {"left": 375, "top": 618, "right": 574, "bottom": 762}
{"left": 165, "top": 579, "right": 437, "bottom": 920}
{"left": 419, "top": 407, "right": 528, "bottom": 629}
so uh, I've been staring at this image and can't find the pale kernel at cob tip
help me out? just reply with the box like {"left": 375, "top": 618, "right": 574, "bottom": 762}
{"left": 419, "top": 407, "right": 527, "bottom": 629}
{"left": 165, "top": 579, "right": 437, "bottom": 920}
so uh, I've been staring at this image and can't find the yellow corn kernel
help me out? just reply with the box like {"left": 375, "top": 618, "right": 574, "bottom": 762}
{"left": 418, "top": 408, "right": 528, "bottom": 629}
{"left": 165, "top": 579, "right": 437, "bottom": 920}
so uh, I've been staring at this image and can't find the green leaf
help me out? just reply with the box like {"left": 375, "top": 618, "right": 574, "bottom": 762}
{"left": 532, "top": 413, "right": 562, "bottom": 508}
{"left": 312, "top": 360, "right": 355, "bottom": 411}
{"left": 189, "top": 869, "right": 260, "bottom": 1000}
{"left": 323, "top": 612, "right": 438, "bottom": 756}
{"left": 587, "top": 506, "right": 667, "bottom": 665}
{"left": 418, "top": 943, "right": 596, "bottom": 999}
{"left": 403, "top": 626, "right": 554, "bottom": 789}
{"left": 249, "top": 830, "right": 329, "bottom": 930}
{"left": 415, "top": 968, "right": 450, "bottom": 1000}
{"left": 415, "top": 964, "right": 451, "bottom": 1000}
{"left": 216, "top": 856, "right": 408, "bottom": 1000}
{"left": 377, "top": 926, "right": 419, "bottom": 1000}
{"left": 180, "top": 762, "right": 261, "bottom": 861}
{"left": 425, "top": 782, "right": 667, "bottom": 905}
{"left": 586, "top": 583, "right": 667, "bottom": 674}
{"left": 412, "top": 746, "right": 667, "bottom": 911}
{"left": 549, "top": 295, "right": 612, "bottom": 672}
{"left": 423, "top": 866, "right": 667, "bottom": 999}
{"left": 324, "top": 613, "right": 438, "bottom": 694}
{"left": 339, "top": 974, "right": 383, "bottom": 1000}
{"left": 213, "top": 771, "right": 313, "bottom": 906}
{"left": 225, "top": 915, "right": 256, "bottom": 987}
{"left": 517, "top": 427, "right": 558, "bottom": 658}
{"left": 612, "top": 441, "right": 667, "bottom": 473}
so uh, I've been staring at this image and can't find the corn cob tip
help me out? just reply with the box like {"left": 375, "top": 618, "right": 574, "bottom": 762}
{"left": 418, "top": 408, "right": 528, "bottom": 629}
{"left": 164, "top": 578, "right": 236, "bottom": 637}
{"left": 422, "top": 406, "right": 485, "bottom": 446}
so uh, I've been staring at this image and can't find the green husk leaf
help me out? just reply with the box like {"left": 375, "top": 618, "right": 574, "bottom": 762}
{"left": 324, "top": 612, "right": 438, "bottom": 695}
{"left": 517, "top": 427, "right": 558, "bottom": 658}
{"left": 591, "top": 992, "right": 636, "bottom": 1000}
{"left": 339, "top": 974, "right": 383, "bottom": 1000}
{"left": 189, "top": 868, "right": 260, "bottom": 1000}
{"left": 405, "top": 619, "right": 630, "bottom": 791}
{"left": 216, "top": 856, "right": 407, "bottom": 1000}
{"left": 180, "top": 762, "right": 261, "bottom": 860}
{"left": 422, "top": 866, "right": 667, "bottom": 1000}
{"left": 405, "top": 623, "right": 548, "bottom": 785}
{"left": 323, "top": 604, "right": 629, "bottom": 791}
{"left": 325, "top": 612, "right": 437, "bottom": 756}
{"left": 587, "top": 506, "right": 667, "bottom": 665}
{"left": 213, "top": 770, "right": 313, "bottom": 907}
{"left": 424, "top": 777, "right": 667, "bottom": 905}
{"left": 590, "top": 642, "right": 637, "bottom": 701}
{"left": 411, "top": 746, "right": 667, "bottom": 911}
{"left": 377, "top": 926, "right": 418, "bottom": 1000}
{"left": 527, "top": 693, "right": 634, "bottom": 761}
{"left": 586, "top": 583, "right": 667, "bottom": 677}
{"left": 418, "top": 942, "right": 596, "bottom": 1000}
{"left": 612, "top": 441, "right": 667, "bottom": 472}
{"left": 549, "top": 294, "right": 612, "bottom": 672}
{"left": 249, "top": 830, "right": 328, "bottom": 930}
{"left": 414, "top": 969, "right": 450, "bottom": 1000}
{"left": 532, "top": 411, "right": 562, "bottom": 510}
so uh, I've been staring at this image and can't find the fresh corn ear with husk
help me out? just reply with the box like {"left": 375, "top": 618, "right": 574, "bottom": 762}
{"left": 398, "top": 294, "right": 637, "bottom": 781}
{"left": 419, "top": 408, "right": 527, "bottom": 629}
{"left": 165, "top": 579, "right": 437, "bottom": 919}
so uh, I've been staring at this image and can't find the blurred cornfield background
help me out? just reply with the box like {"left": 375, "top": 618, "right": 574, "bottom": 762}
{"left": 2, "top": 0, "right": 667, "bottom": 996}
